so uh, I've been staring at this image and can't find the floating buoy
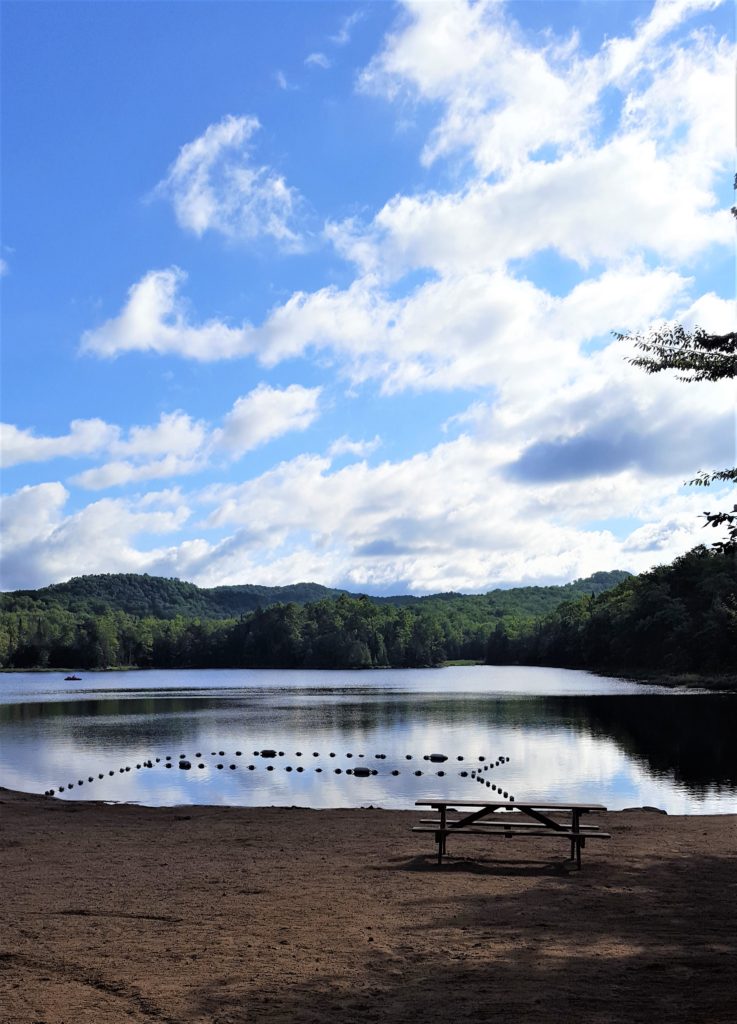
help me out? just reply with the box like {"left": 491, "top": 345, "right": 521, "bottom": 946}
{"left": 329, "top": 752, "right": 336, "bottom": 757}
{"left": 219, "top": 751, "right": 225, "bottom": 756}
{"left": 478, "top": 756, "right": 485, "bottom": 762}
{"left": 235, "top": 751, "right": 242, "bottom": 756}
{"left": 260, "top": 750, "right": 277, "bottom": 758}
{"left": 59, "top": 786, "right": 65, "bottom": 792}
{"left": 109, "top": 770, "right": 114, "bottom": 776}
{"left": 248, "top": 765, "right": 255, "bottom": 771}
{"left": 313, "top": 752, "right": 319, "bottom": 757}
{"left": 125, "top": 767, "right": 131, "bottom": 772}
{"left": 217, "top": 764, "right": 223, "bottom": 770}
{"left": 491, "top": 784, "right": 496, "bottom": 791}
{"left": 296, "top": 766, "right": 304, "bottom": 773}
{"left": 371, "top": 769, "right": 378, "bottom": 776}
{"left": 315, "top": 768, "right": 322, "bottom": 773}
{"left": 423, "top": 755, "right": 429, "bottom": 761}
{"left": 49, "top": 789, "right": 55, "bottom": 796}
{"left": 346, "top": 753, "right": 353, "bottom": 758}
{"left": 155, "top": 758, "right": 160, "bottom": 763}
{"left": 353, "top": 767, "right": 371, "bottom": 778}
{"left": 460, "top": 771, "right": 468, "bottom": 777}
{"left": 88, "top": 776, "right": 93, "bottom": 782}
{"left": 457, "top": 756, "right": 464, "bottom": 761}
{"left": 414, "top": 770, "right": 422, "bottom": 776}
{"left": 358, "top": 753, "right": 365, "bottom": 758}
{"left": 437, "top": 771, "right": 445, "bottom": 777}
{"left": 391, "top": 770, "right": 399, "bottom": 776}
{"left": 486, "top": 781, "right": 491, "bottom": 787}
{"left": 165, "top": 763, "right": 172, "bottom": 769}
{"left": 278, "top": 751, "right": 285, "bottom": 756}
{"left": 286, "top": 766, "right": 293, "bottom": 772}
{"left": 179, "top": 761, "right": 192, "bottom": 770}
{"left": 229, "top": 765, "right": 236, "bottom": 770}
{"left": 196, "top": 752, "right": 201, "bottom": 758}
{"left": 78, "top": 780, "right": 83, "bottom": 786}
{"left": 166, "top": 756, "right": 172, "bottom": 761}
{"left": 198, "top": 764, "right": 205, "bottom": 769}
{"left": 335, "top": 769, "right": 342, "bottom": 774}
{"left": 295, "top": 751, "right": 302, "bottom": 757}
{"left": 267, "top": 766, "right": 274, "bottom": 771}
{"left": 180, "top": 753, "right": 185, "bottom": 759}
{"left": 503, "top": 791, "right": 508, "bottom": 798}
{"left": 98, "top": 774, "right": 104, "bottom": 779}
{"left": 405, "top": 755, "right": 413, "bottom": 760}
{"left": 119, "top": 769, "right": 124, "bottom": 774}
{"left": 429, "top": 754, "right": 448, "bottom": 763}
{"left": 212, "top": 752, "right": 218, "bottom": 756}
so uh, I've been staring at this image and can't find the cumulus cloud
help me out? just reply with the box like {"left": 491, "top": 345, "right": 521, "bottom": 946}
{"left": 0, "top": 484, "right": 192, "bottom": 591}
{"left": 0, "top": 419, "right": 119, "bottom": 468}
{"left": 215, "top": 383, "right": 321, "bottom": 458}
{"left": 155, "top": 114, "right": 302, "bottom": 246}
{"left": 80, "top": 268, "right": 255, "bottom": 360}
{"left": 4, "top": 387, "right": 323, "bottom": 491}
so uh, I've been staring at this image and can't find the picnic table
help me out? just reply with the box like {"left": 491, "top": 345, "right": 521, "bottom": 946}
{"left": 413, "top": 798, "right": 610, "bottom": 868}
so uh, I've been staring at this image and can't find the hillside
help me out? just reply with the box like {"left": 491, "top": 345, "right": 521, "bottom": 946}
{"left": 0, "top": 568, "right": 632, "bottom": 671}
{"left": 2, "top": 574, "right": 348, "bottom": 620}
{"left": 1, "top": 569, "right": 630, "bottom": 621}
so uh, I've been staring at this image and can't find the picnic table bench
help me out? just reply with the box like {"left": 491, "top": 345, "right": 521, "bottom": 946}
{"left": 414, "top": 799, "right": 610, "bottom": 868}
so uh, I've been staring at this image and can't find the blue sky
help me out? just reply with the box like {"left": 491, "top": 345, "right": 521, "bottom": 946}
{"left": 1, "top": 0, "right": 734, "bottom": 594}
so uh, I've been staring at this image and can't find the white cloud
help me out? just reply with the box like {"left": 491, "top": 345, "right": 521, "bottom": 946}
{"left": 0, "top": 484, "right": 192, "bottom": 591}
{"left": 215, "top": 383, "right": 322, "bottom": 458}
{"left": 80, "top": 268, "right": 255, "bottom": 360}
{"left": 305, "top": 52, "right": 331, "bottom": 69}
{"left": 3, "top": 388, "right": 323, "bottom": 490}
{"left": 360, "top": 0, "right": 729, "bottom": 176}
{"left": 0, "top": 258, "right": 8, "bottom": 276}
{"left": 0, "top": 419, "right": 119, "bottom": 468}
{"left": 155, "top": 114, "right": 302, "bottom": 246}
{"left": 331, "top": 10, "right": 364, "bottom": 46}
{"left": 328, "top": 435, "right": 382, "bottom": 459}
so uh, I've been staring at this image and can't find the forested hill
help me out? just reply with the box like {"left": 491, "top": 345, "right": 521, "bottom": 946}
{"left": 2, "top": 569, "right": 631, "bottom": 621}
{"left": 0, "top": 567, "right": 633, "bottom": 671}
{"left": 3, "top": 574, "right": 348, "bottom": 620}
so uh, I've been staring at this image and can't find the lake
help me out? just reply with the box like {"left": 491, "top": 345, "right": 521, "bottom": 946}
{"left": 1, "top": 666, "right": 735, "bottom": 813}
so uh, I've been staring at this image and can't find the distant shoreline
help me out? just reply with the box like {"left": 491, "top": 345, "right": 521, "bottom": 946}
{"left": 2, "top": 663, "right": 736, "bottom": 692}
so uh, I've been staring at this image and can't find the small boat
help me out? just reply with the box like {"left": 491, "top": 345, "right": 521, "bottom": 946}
{"left": 64, "top": 674, "right": 82, "bottom": 681}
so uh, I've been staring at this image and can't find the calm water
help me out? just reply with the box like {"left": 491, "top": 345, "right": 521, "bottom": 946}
{"left": 1, "top": 666, "right": 735, "bottom": 813}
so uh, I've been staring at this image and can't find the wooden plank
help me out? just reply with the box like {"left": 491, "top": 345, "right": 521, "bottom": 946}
{"left": 410, "top": 827, "right": 611, "bottom": 839}
{"left": 415, "top": 799, "right": 607, "bottom": 810}
{"left": 418, "top": 818, "right": 602, "bottom": 831}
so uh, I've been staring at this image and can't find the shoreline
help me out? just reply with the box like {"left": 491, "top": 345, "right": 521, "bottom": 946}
{"left": 2, "top": 788, "right": 735, "bottom": 1023}
{"left": 2, "top": 663, "right": 736, "bottom": 691}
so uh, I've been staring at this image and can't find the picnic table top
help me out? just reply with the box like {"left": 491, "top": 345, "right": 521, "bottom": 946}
{"left": 415, "top": 799, "right": 608, "bottom": 811}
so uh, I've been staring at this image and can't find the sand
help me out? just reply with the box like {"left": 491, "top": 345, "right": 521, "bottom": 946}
{"left": 0, "top": 788, "right": 735, "bottom": 1024}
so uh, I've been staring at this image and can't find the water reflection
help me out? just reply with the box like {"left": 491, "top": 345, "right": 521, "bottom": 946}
{"left": 0, "top": 667, "right": 735, "bottom": 812}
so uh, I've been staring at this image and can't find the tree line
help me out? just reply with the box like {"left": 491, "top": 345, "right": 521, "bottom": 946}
{"left": 487, "top": 546, "right": 736, "bottom": 676}
{"left": 0, "top": 553, "right": 733, "bottom": 675}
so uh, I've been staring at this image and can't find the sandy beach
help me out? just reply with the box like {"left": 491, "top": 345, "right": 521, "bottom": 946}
{"left": 1, "top": 788, "right": 735, "bottom": 1024}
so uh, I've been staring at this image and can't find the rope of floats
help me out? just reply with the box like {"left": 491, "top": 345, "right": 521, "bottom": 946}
{"left": 44, "top": 751, "right": 513, "bottom": 799}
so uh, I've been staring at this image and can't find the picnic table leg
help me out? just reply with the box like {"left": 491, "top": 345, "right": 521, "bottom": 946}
{"left": 573, "top": 810, "right": 582, "bottom": 869}
{"left": 437, "top": 805, "right": 447, "bottom": 865}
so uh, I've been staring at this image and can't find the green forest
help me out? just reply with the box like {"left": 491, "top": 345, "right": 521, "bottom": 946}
{"left": 1, "top": 551, "right": 734, "bottom": 675}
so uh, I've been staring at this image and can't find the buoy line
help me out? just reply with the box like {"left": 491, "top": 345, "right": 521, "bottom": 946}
{"left": 44, "top": 750, "right": 512, "bottom": 797}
